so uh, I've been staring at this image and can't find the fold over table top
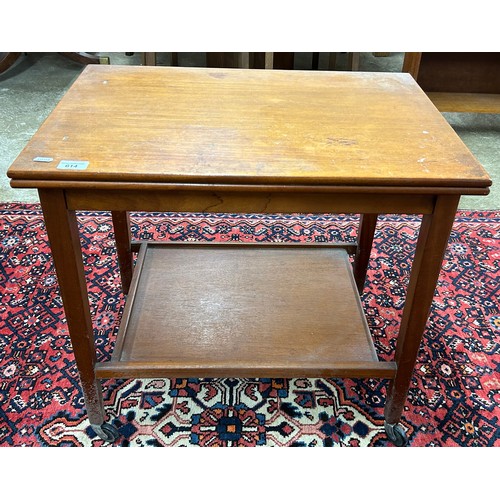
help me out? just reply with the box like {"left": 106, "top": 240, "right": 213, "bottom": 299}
{"left": 8, "top": 65, "right": 491, "bottom": 193}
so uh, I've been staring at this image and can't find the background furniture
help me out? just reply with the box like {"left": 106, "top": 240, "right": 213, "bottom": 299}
{"left": 0, "top": 52, "right": 109, "bottom": 75}
{"left": 142, "top": 52, "right": 277, "bottom": 69}
{"left": 329, "top": 52, "right": 360, "bottom": 71}
{"left": 0, "top": 52, "right": 21, "bottom": 74}
{"left": 1, "top": 52, "right": 364, "bottom": 74}
{"left": 403, "top": 52, "right": 500, "bottom": 113}
{"left": 140, "top": 52, "right": 360, "bottom": 70}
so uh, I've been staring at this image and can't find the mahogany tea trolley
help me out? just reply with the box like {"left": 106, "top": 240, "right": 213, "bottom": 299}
{"left": 7, "top": 65, "right": 491, "bottom": 445}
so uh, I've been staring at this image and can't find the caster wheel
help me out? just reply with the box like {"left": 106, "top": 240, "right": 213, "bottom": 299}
{"left": 384, "top": 422, "right": 409, "bottom": 447}
{"left": 92, "top": 422, "right": 120, "bottom": 443}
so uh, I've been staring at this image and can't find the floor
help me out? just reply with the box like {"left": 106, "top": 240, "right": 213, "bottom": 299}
{"left": 1, "top": 52, "right": 498, "bottom": 209}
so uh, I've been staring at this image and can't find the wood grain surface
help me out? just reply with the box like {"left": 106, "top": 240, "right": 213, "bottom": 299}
{"left": 103, "top": 244, "right": 387, "bottom": 378}
{"left": 8, "top": 65, "right": 491, "bottom": 191}
{"left": 428, "top": 92, "right": 500, "bottom": 113}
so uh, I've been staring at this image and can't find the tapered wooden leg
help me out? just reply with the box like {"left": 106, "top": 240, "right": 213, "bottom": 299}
{"left": 59, "top": 52, "right": 106, "bottom": 65}
{"left": 142, "top": 52, "right": 157, "bottom": 66}
{"left": 354, "top": 214, "right": 378, "bottom": 294}
{"left": 328, "top": 53, "right": 337, "bottom": 70}
{"left": 385, "top": 195, "right": 460, "bottom": 425}
{"left": 348, "top": 52, "right": 360, "bottom": 71}
{"left": 111, "top": 211, "right": 133, "bottom": 294}
{"left": 0, "top": 52, "right": 22, "bottom": 74}
{"left": 39, "top": 189, "right": 105, "bottom": 427}
{"left": 312, "top": 52, "right": 320, "bottom": 70}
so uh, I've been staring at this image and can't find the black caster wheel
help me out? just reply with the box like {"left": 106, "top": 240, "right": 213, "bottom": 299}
{"left": 92, "top": 423, "right": 120, "bottom": 443}
{"left": 384, "top": 422, "right": 409, "bottom": 447}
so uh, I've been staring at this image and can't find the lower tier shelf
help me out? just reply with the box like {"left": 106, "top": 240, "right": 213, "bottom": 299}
{"left": 95, "top": 243, "right": 396, "bottom": 379}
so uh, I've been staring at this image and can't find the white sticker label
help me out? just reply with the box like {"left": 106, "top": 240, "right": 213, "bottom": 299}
{"left": 33, "top": 157, "right": 54, "bottom": 162}
{"left": 57, "top": 160, "right": 89, "bottom": 170}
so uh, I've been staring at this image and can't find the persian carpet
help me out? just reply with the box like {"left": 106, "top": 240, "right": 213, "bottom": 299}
{"left": 0, "top": 203, "right": 499, "bottom": 447}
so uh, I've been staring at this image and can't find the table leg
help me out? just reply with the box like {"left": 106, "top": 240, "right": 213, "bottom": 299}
{"left": 0, "top": 52, "right": 22, "bottom": 74}
{"left": 39, "top": 189, "right": 109, "bottom": 436}
{"left": 354, "top": 214, "right": 378, "bottom": 294}
{"left": 111, "top": 211, "right": 133, "bottom": 294}
{"left": 384, "top": 195, "right": 460, "bottom": 441}
{"left": 142, "top": 52, "right": 157, "bottom": 66}
{"left": 348, "top": 52, "right": 360, "bottom": 71}
{"left": 312, "top": 52, "right": 320, "bottom": 70}
{"left": 59, "top": 52, "right": 109, "bottom": 65}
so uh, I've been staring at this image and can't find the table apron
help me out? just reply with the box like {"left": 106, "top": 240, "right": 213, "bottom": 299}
{"left": 65, "top": 189, "right": 436, "bottom": 214}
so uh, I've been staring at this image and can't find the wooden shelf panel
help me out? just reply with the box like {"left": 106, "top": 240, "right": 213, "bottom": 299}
{"left": 427, "top": 92, "right": 500, "bottom": 114}
{"left": 95, "top": 243, "right": 395, "bottom": 379}
{"left": 95, "top": 360, "right": 397, "bottom": 379}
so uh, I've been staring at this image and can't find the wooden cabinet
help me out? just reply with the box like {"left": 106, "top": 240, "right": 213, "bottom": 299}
{"left": 403, "top": 52, "right": 500, "bottom": 113}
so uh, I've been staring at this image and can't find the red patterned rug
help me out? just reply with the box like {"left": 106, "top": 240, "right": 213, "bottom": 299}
{"left": 0, "top": 204, "right": 499, "bottom": 447}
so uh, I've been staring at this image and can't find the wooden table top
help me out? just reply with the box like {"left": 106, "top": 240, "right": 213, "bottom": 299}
{"left": 8, "top": 65, "right": 491, "bottom": 192}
